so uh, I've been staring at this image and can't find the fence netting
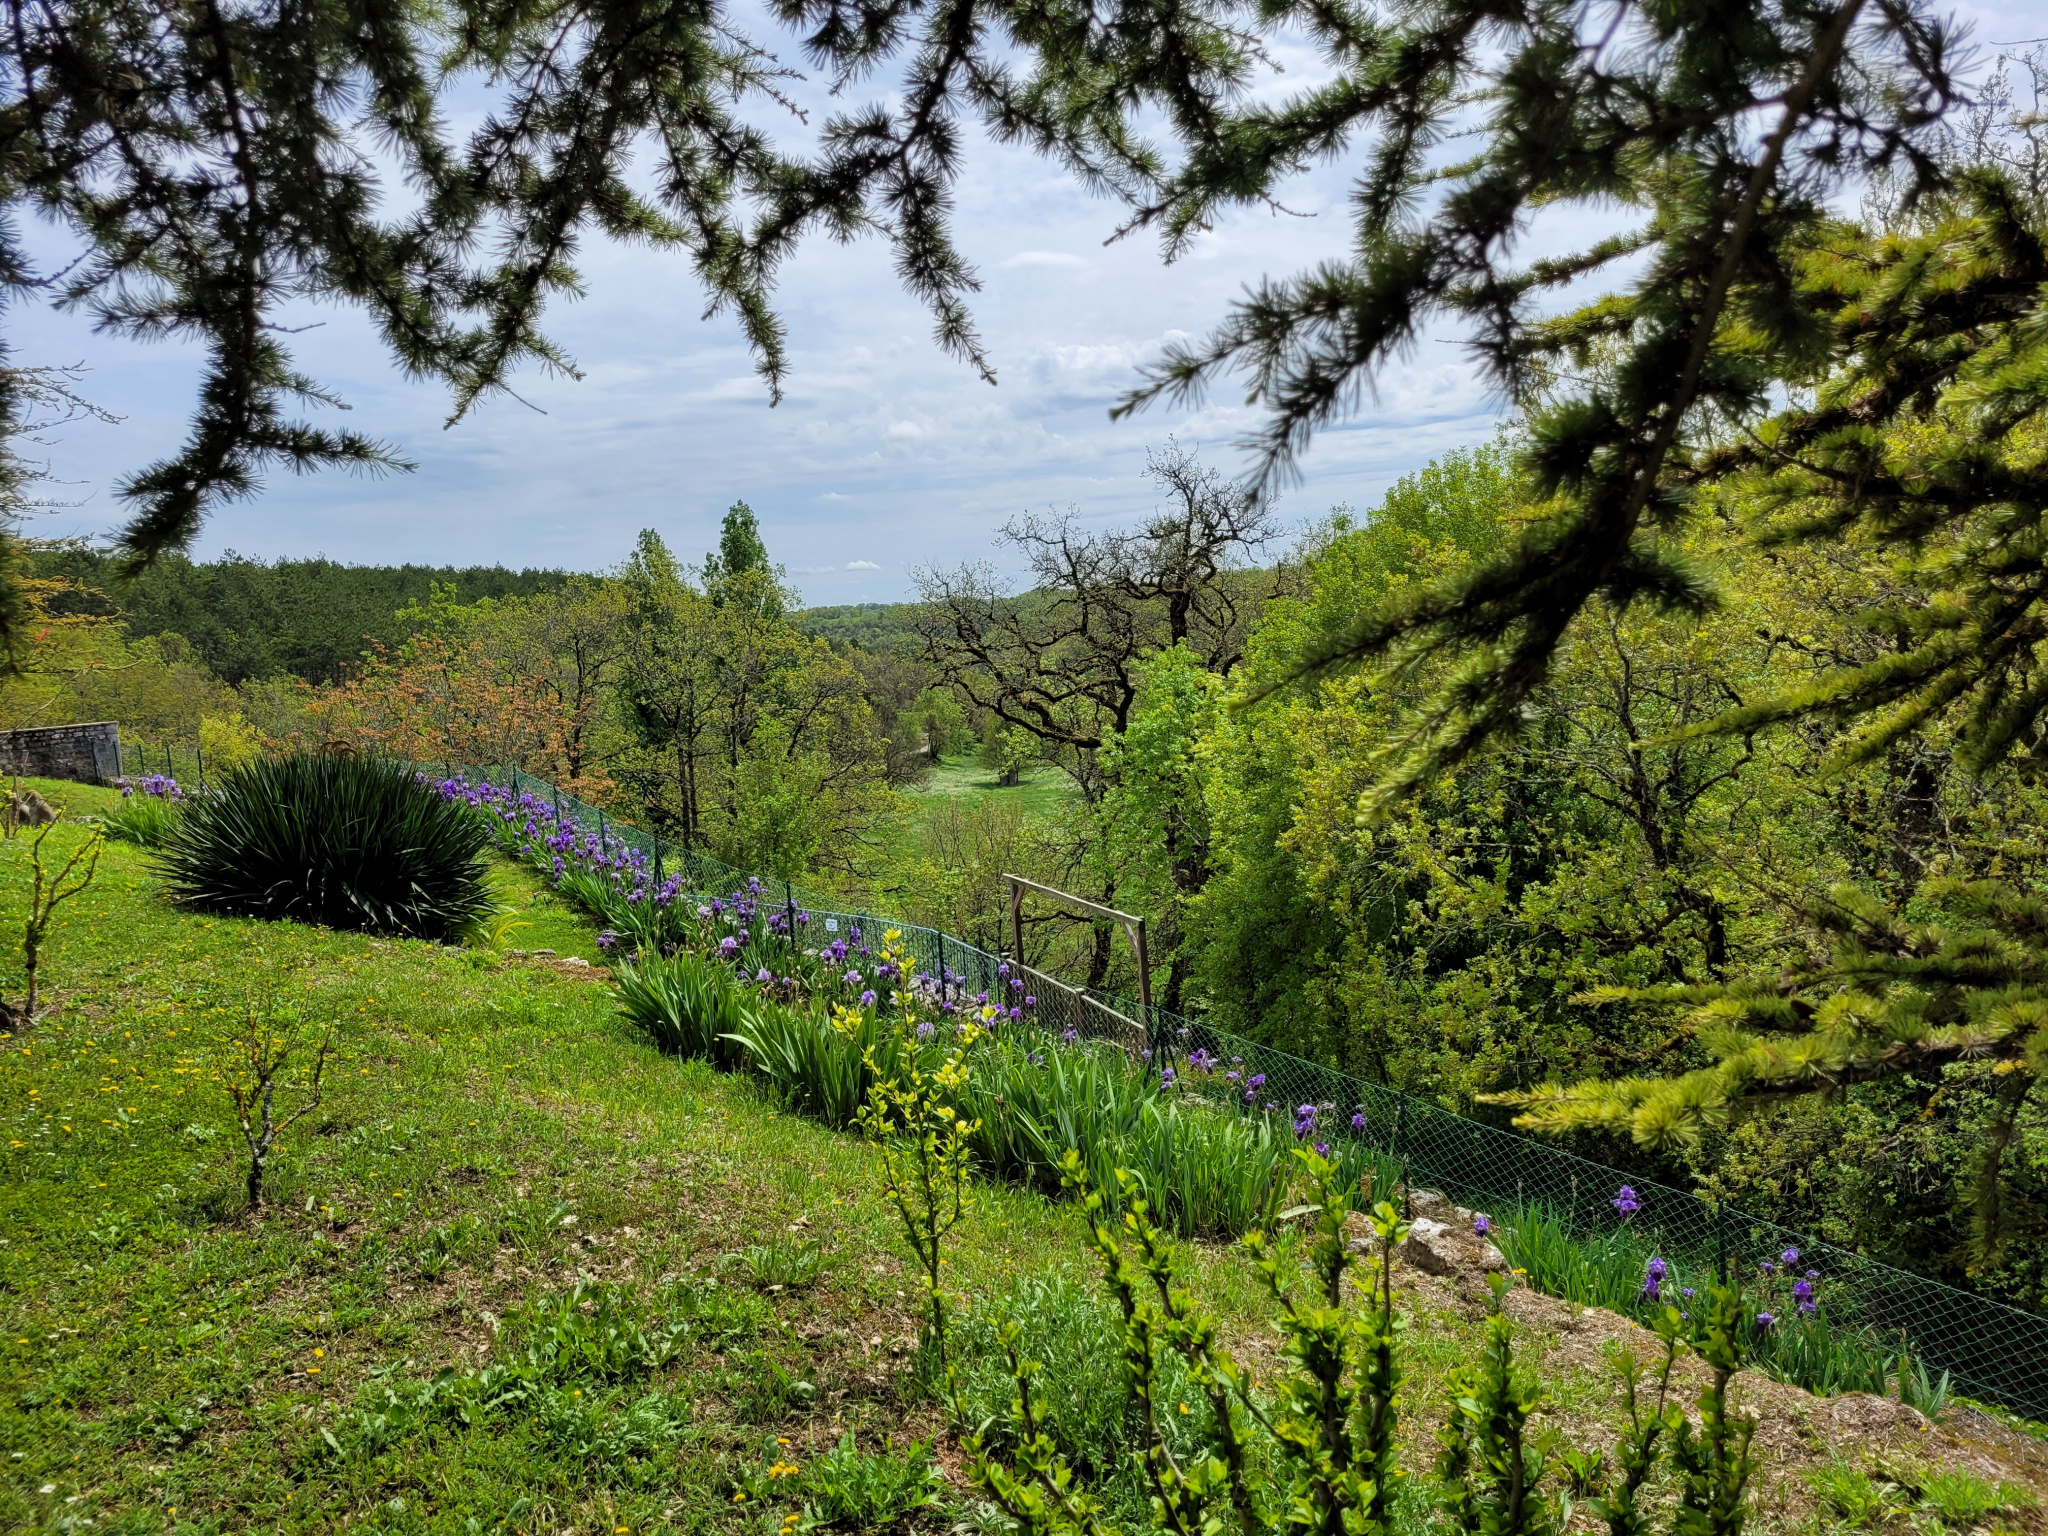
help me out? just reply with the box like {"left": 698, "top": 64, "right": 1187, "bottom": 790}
{"left": 460, "top": 761, "right": 2048, "bottom": 1420}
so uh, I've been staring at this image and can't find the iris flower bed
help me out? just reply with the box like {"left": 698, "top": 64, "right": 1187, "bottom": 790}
{"left": 103, "top": 773, "right": 186, "bottom": 848}
{"left": 439, "top": 775, "right": 1955, "bottom": 1401}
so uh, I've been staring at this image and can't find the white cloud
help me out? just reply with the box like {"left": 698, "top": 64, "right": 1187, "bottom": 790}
{"left": 845, "top": 559, "right": 881, "bottom": 570}
{"left": 997, "top": 251, "right": 1090, "bottom": 271}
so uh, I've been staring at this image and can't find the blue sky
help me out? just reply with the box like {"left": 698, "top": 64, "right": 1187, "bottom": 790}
{"left": 13, "top": 2, "right": 2040, "bottom": 606}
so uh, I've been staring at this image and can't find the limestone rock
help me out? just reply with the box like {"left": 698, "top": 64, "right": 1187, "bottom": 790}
{"left": 1399, "top": 1217, "right": 1508, "bottom": 1276}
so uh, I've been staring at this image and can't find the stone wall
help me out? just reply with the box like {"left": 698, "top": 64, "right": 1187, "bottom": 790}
{"left": 0, "top": 722, "right": 122, "bottom": 785}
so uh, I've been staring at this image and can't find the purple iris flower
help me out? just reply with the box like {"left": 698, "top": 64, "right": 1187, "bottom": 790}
{"left": 1781, "top": 1247, "right": 1799, "bottom": 1266}
{"left": 1314, "top": 1142, "right": 1329, "bottom": 1157}
{"left": 719, "top": 937, "right": 738, "bottom": 957}
{"left": 1350, "top": 1112, "right": 1368, "bottom": 1133}
{"left": 1793, "top": 1278, "right": 1816, "bottom": 1314}
{"left": 860, "top": 990, "right": 876, "bottom": 1007}
{"left": 1473, "top": 1215, "right": 1490, "bottom": 1237}
{"left": 1756, "top": 1312, "right": 1776, "bottom": 1330}
{"left": 1643, "top": 1256, "right": 1667, "bottom": 1301}
{"left": 916, "top": 1021, "right": 936, "bottom": 1040}
{"left": 756, "top": 968, "right": 772, "bottom": 983}
{"left": 1613, "top": 1186, "right": 1642, "bottom": 1217}
{"left": 845, "top": 970, "right": 863, "bottom": 987}
{"left": 597, "top": 929, "right": 618, "bottom": 950}
{"left": 1161, "top": 1067, "right": 1177, "bottom": 1085}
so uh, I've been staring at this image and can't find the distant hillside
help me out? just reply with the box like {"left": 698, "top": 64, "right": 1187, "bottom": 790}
{"left": 799, "top": 600, "right": 923, "bottom": 652}
{"left": 29, "top": 547, "right": 572, "bottom": 686}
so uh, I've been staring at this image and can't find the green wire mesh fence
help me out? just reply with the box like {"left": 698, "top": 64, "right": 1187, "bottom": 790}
{"left": 464, "top": 761, "right": 2048, "bottom": 1420}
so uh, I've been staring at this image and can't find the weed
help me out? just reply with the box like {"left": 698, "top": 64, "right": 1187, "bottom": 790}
{"left": 1915, "top": 1465, "right": 2029, "bottom": 1525}
{"left": 735, "top": 1234, "right": 836, "bottom": 1292}
{"left": 503, "top": 1197, "right": 575, "bottom": 1263}
{"left": 801, "top": 1432, "right": 942, "bottom": 1530}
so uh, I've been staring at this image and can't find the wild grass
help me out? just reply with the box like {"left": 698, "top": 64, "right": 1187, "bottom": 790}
{"left": 1496, "top": 1204, "right": 1953, "bottom": 1413}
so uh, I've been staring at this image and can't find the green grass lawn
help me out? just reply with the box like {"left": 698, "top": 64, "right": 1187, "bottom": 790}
{"left": 0, "top": 778, "right": 1275, "bottom": 1535}
{"left": 3, "top": 777, "right": 2041, "bottom": 1536}
{"left": 902, "top": 760, "right": 1076, "bottom": 819}
{"left": 858, "top": 760, "right": 1082, "bottom": 892}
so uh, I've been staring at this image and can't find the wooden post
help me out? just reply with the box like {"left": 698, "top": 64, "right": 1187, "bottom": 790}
{"left": 1009, "top": 879, "right": 1024, "bottom": 966}
{"left": 1134, "top": 916, "right": 1151, "bottom": 1016}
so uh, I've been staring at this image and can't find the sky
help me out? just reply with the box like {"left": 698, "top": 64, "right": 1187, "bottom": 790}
{"left": 10, "top": 2, "right": 2042, "bottom": 606}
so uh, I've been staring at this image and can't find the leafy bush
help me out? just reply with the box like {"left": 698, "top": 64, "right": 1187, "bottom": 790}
{"left": 614, "top": 947, "right": 757, "bottom": 1061}
{"left": 156, "top": 754, "right": 490, "bottom": 939}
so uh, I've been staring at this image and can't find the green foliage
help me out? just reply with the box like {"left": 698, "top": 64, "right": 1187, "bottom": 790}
{"left": 26, "top": 547, "right": 568, "bottom": 687}
{"left": 613, "top": 947, "right": 756, "bottom": 1061}
{"left": 729, "top": 999, "right": 907, "bottom": 1131}
{"left": 1436, "top": 1275, "right": 1560, "bottom": 1535}
{"left": 963, "top": 1151, "right": 1763, "bottom": 1536}
{"left": 102, "top": 792, "right": 182, "bottom": 850}
{"left": 856, "top": 932, "right": 980, "bottom": 1370}
{"left": 615, "top": 529, "right": 889, "bottom": 874}
{"left": 321, "top": 1278, "right": 727, "bottom": 1470}
{"left": 797, "top": 1432, "right": 943, "bottom": 1531}
{"left": 733, "top": 1234, "right": 836, "bottom": 1292}
{"left": 951, "top": 1277, "right": 1210, "bottom": 1505}
{"left": 155, "top": 754, "right": 491, "bottom": 939}
{"left": 1493, "top": 878, "right": 2048, "bottom": 1268}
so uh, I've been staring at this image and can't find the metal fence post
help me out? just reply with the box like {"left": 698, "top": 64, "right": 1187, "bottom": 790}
{"left": 1394, "top": 1098, "right": 1410, "bottom": 1218}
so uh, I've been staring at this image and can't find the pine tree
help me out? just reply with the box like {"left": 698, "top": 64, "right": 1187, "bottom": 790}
{"left": 1488, "top": 877, "right": 2048, "bottom": 1263}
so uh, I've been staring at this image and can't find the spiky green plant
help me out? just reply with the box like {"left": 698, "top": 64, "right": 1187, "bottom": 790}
{"left": 155, "top": 755, "right": 490, "bottom": 940}
{"left": 613, "top": 948, "right": 755, "bottom": 1062}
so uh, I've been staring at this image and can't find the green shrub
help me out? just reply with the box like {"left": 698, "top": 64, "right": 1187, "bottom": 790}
{"left": 614, "top": 947, "right": 757, "bottom": 1061}
{"left": 156, "top": 754, "right": 490, "bottom": 939}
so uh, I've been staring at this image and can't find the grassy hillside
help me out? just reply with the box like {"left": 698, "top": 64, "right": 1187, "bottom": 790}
{"left": 2, "top": 779, "right": 2044, "bottom": 1535}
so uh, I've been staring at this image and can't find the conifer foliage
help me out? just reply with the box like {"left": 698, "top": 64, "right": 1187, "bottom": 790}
{"left": 0, "top": 0, "right": 1962, "bottom": 662}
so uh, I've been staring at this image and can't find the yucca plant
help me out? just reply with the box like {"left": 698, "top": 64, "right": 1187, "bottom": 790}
{"left": 613, "top": 948, "right": 755, "bottom": 1062}
{"left": 155, "top": 755, "right": 491, "bottom": 940}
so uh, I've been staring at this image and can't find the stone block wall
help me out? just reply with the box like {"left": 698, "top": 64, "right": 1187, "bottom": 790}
{"left": 0, "top": 722, "right": 122, "bottom": 785}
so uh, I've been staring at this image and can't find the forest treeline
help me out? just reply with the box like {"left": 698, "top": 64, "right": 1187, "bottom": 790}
{"left": 29, "top": 547, "right": 570, "bottom": 686}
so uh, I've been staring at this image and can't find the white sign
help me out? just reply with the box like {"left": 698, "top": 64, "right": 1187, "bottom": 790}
{"left": 825, "top": 918, "right": 839, "bottom": 933}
